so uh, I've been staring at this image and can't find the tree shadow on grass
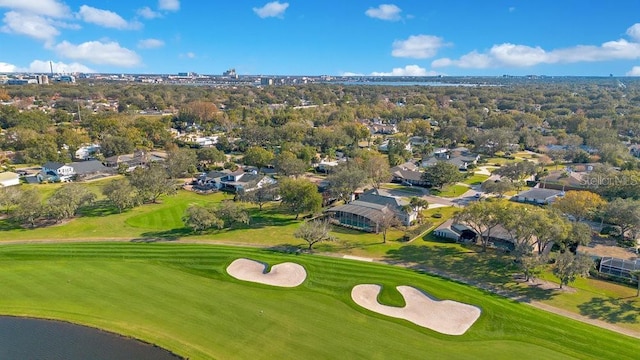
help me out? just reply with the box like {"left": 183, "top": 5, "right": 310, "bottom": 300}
{"left": 577, "top": 297, "right": 640, "bottom": 324}
{"left": 384, "top": 244, "right": 558, "bottom": 302}
{"left": 0, "top": 219, "right": 23, "bottom": 231}
{"left": 131, "top": 228, "right": 192, "bottom": 242}
{"left": 265, "top": 243, "right": 303, "bottom": 254}
{"left": 78, "top": 200, "right": 122, "bottom": 217}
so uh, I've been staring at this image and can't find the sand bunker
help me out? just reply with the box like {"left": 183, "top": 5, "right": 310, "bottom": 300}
{"left": 226, "top": 258, "right": 306, "bottom": 287}
{"left": 351, "top": 284, "right": 481, "bottom": 335}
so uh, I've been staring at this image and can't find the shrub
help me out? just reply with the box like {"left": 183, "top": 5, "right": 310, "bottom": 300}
{"left": 600, "top": 225, "right": 622, "bottom": 237}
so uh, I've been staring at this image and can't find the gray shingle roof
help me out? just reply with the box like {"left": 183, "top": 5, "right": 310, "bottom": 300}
{"left": 392, "top": 169, "right": 424, "bottom": 182}
{"left": 205, "top": 170, "right": 229, "bottom": 179}
{"left": 515, "top": 188, "right": 563, "bottom": 201}
{"left": 325, "top": 202, "right": 391, "bottom": 222}
{"left": 70, "top": 160, "right": 112, "bottom": 175}
{"left": 42, "top": 161, "right": 65, "bottom": 170}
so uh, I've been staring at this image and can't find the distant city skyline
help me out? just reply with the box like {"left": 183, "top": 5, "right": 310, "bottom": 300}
{"left": 1, "top": 1, "right": 640, "bottom": 76}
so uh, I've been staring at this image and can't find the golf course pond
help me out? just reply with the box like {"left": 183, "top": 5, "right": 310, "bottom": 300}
{"left": 0, "top": 316, "right": 182, "bottom": 359}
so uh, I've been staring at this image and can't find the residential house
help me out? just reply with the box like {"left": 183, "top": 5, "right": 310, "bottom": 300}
{"left": 433, "top": 219, "right": 476, "bottom": 241}
{"left": 421, "top": 147, "right": 480, "bottom": 170}
{"left": 434, "top": 220, "right": 517, "bottom": 251}
{"left": 378, "top": 139, "right": 412, "bottom": 153}
{"left": 69, "top": 160, "right": 115, "bottom": 181}
{"left": 325, "top": 189, "right": 419, "bottom": 232}
{"left": 538, "top": 164, "right": 601, "bottom": 191}
{"left": 512, "top": 188, "right": 564, "bottom": 205}
{"left": 369, "top": 124, "right": 398, "bottom": 135}
{"left": 0, "top": 171, "right": 20, "bottom": 187}
{"left": 408, "top": 136, "right": 429, "bottom": 146}
{"left": 315, "top": 159, "right": 341, "bottom": 173}
{"left": 40, "top": 162, "right": 75, "bottom": 182}
{"left": 75, "top": 144, "right": 101, "bottom": 160}
{"left": 390, "top": 162, "right": 428, "bottom": 187}
{"left": 104, "top": 150, "right": 167, "bottom": 171}
{"left": 195, "top": 170, "right": 232, "bottom": 190}
{"left": 218, "top": 169, "right": 277, "bottom": 193}
{"left": 542, "top": 144, "right": 598, "bottom": 155}
{"left": 194, "top": 136, "right": 218, "bottom": 148}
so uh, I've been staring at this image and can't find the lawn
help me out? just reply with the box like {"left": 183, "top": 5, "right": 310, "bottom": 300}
{"left": 462, "top": 174, "right": 489, "bottom": 186}
{"left": 3, "top": 184, "right": 639, "bottom": 347}
{"left": 430, "top": 184, "right": 469, "bottom": 198}
{"left": 0, "top": 188, "right": 395, "bottom": 249}
{"left": 0, "top": 189, "right": 225, "bottom": 241}
{"left": 0, "top": 242, "right": 637, "bottom": 360}
{"left": 381, "top": 183, "right": 425, "bottom": 195}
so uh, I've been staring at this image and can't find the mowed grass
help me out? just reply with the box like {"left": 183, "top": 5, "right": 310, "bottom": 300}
{"left": 463, "top": 174, "right": 490, "bottom": 186}
{"left": 0, "top": 190, "right": 227, "bottom": 241}
{"left": 0, "top": 243, "right": 638, "bottom": 360}
{"left": 430, "top": 184, "right": 469, "bottom": 198}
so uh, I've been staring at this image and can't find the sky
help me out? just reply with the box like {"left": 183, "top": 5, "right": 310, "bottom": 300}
{"left": 1, "top": 0, "right": 640, "bottom": 76}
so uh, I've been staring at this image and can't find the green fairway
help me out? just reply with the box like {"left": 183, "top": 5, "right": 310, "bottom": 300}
{"left": 0, "top": 243, "right": 637, "bottom": 360}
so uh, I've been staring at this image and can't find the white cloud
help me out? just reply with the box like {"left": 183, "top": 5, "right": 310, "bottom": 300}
{"left": 0, "top": 0, "right": 70, "bottom": 18}
{"left": 1, "top": 11, "right": 59, "bottom": 43}
{"left": 78, "top": 5, "right": 140, "bottom": 30}
{"left": 627, "top": 66, "right": 640, "bottom": 76}
{"left": 253, "top": 1, "right": 289, "bottom": 19}
{"left": 626, "top": 23, "right": 640, "bottom": 42}
{"left": 365, "top": 4, "right": 402, "bottom": 21}
{"left": 433, "top": 23, "right": 640, "bottom": 69}
{"left": 392, "top": 35, "right": 447, "bottom": 59}
{"left": 54, "top": 40, "right": 141, "bottom": 67}
{"left": 0, "top": 61, "right": 18, "bottom": 72}
{"left": 29, "top": 59, "right": 94, "bottom": 73}
{"left": 138, "top": 38, "right": 165, "bottom": 49}
{"left": 158, "top": 0, "right": 180, "bottom": 11}
{"left": 51, "top": 19, "right": 81, "bottom": 30}
{"left": 489, "top": 43, "right": 548, "bottom": 67}
{"left": 181, "top": 52, "right": 196, "bottom": 59}
{"left": 0, "top": 60, "right": 94, "bottom": 73}
{"left": 340, "top": 71, "right": 365, "bottom": 76}
{"left": 370, "top": 65, "right": 438, "bottom": 76}
{"left": 432, "top": 51, "right": 493, "bottom": 69}
{"left": 137, "top": 6, "right": 162, "bottom": 19}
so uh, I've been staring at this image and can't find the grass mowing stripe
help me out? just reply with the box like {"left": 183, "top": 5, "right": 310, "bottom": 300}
{"left": 0, "top": 243, "right": 637, "bottom": 360}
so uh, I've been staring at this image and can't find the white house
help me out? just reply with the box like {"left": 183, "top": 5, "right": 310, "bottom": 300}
{"left": 195, "top": 136, "right": 218, "bottom": 147}
{"left": 0, "top": 171, "right": 20, "bottom": 187}
{"left": 315, "top": 159, "right": 341, "bottom": 173}
{"left": 40, "top": 162, "right": 75, "bottom": 182}
{"left": 75, "top": 144, "right": 101, "bottom": 160}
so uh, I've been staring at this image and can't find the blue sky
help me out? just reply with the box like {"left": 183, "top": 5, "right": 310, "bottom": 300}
{"left": 1, "top": 0, "right": 640, "bottom": 76}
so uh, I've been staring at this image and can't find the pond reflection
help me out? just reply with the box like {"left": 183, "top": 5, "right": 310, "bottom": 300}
{"left": 0, "top": 316, "right": 182, "bottom": 360}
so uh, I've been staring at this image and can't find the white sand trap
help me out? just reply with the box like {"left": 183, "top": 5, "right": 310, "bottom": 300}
{"left": 351, "top": 284, "right": 481, "bottom": 335}
{"left": 226, "top": 258, "right": 306, "bottom": 287}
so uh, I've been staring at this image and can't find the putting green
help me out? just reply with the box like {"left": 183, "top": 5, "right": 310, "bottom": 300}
{"left": 0, "top": 243, "right": 636, "bottom": 360}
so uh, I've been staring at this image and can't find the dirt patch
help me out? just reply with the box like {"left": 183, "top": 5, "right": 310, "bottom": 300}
{"left": 579, "top": 244, "right": 638, "bottom": 260}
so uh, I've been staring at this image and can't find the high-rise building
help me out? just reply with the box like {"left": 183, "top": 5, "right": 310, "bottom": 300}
{"left": 36, "top": 75, "right": 49, "bottom": 85}
{"left": 223, "top": 68, "right": 238, "bottom": 79}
